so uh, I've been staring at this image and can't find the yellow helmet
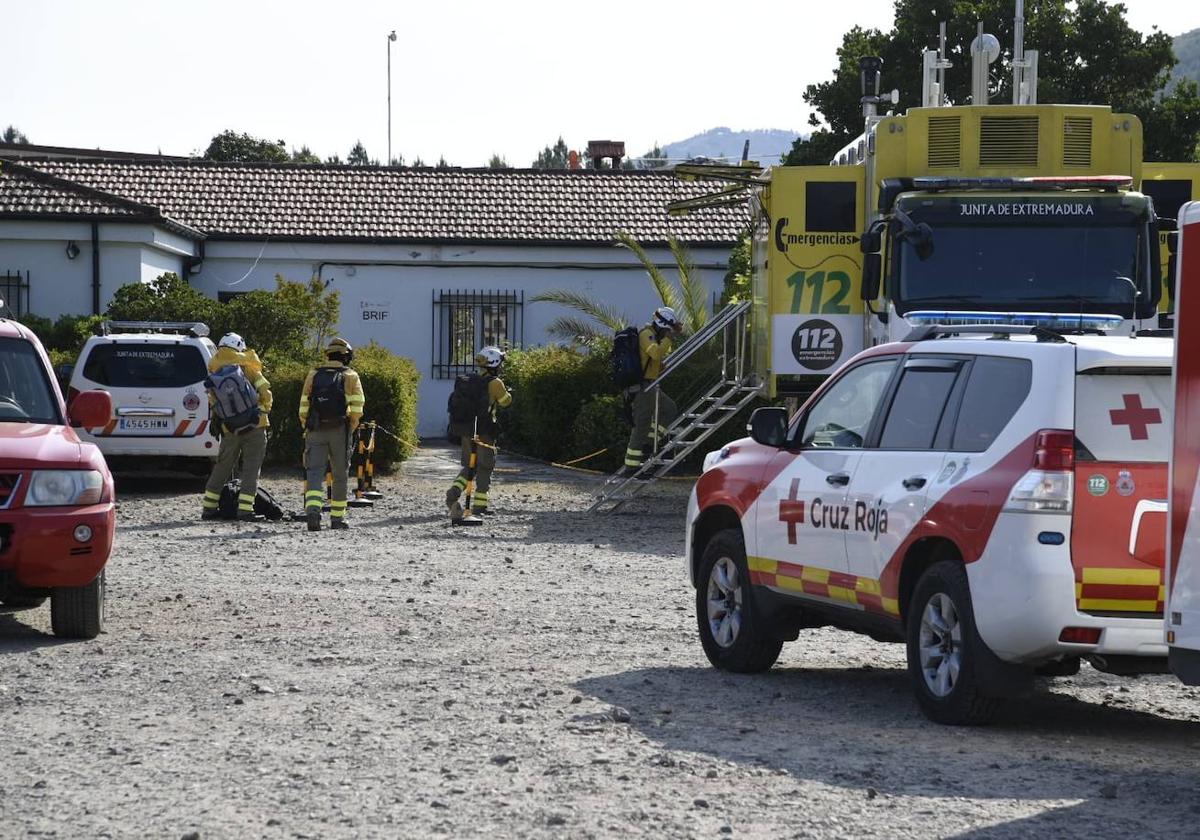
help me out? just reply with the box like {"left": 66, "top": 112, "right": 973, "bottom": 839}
{"left": 325, "top": 337, "right": 354, "bottom": 360}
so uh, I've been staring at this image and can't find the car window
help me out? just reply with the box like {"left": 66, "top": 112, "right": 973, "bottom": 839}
{"left": 0, "top": 337, "right": 61, "bottom": 425}
{"left": 800, "top": 358, "right": 898, "bottom": 449}
{"left": 951, "top": 356, "right": 1033, "bottom": 452}
{"left": 82, "top": 343, "right": 207, "bottom": 388}
{"left": 879, "top": 366, "right": 960, "bottom": 450}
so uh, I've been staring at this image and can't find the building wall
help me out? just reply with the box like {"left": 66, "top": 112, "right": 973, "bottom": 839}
{"left": 192, "top": 241, "right": 731, "bottom": 435}
{"left": 0, "top": 221, "right": 191, "bottom": 319}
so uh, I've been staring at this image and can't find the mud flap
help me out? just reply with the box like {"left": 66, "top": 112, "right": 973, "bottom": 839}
{"left": 971, "top": 633, "right": 1034, "bottom": 699}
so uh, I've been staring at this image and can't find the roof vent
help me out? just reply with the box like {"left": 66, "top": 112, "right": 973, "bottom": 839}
{"left": 927, "top": 116, "right": 962, "bottom": 168}
{"left": 1062, "top": 117, "right": 1093, "bottom": 167}
{"left": 979, "top": 116, "right": 1039, "bottom": 167}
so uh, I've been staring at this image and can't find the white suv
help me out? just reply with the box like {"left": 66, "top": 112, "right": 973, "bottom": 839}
{"left": 68, "top": 322, "right": 217, "bottom": 467}
{"left": 686, "top": 323, "right": 1173, "bottom": 724}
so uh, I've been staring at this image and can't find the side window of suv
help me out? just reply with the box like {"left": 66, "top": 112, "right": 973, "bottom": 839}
{"left": 878, "top": 359, "right": 963, "bottom": 450}
{"left": 950, "top": 356, "right": 1033, "bottom": 452}
{"left": 798, "top": 358, "right": 898, "bottom": 449}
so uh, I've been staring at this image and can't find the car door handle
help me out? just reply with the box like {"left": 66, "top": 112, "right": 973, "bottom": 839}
{"left": 903, "top": 476, "right": 927, "bottom": 491}
{"left": 826, "top": 473, "right": 850, "bottom": 487}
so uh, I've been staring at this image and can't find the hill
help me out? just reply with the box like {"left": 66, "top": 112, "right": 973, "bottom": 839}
{"left": 659, "top": 127, "right": 799, "bottom": 165}
{"left": 1171, "top": 27, "right": 1200, "bottom": 90}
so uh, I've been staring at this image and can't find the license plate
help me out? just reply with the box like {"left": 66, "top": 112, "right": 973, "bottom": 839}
{"left": 118, "top": 418, "right": 171, "bottom": 431}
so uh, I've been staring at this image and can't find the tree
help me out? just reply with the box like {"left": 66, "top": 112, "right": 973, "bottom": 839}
{"left": 624, "top": 144, "right": 668, "bottom": 170}
{"left": 436, "top": 155, "right": 451, "bottom": 169}
{"left": 488, "top": 153, "right": 509, "bottom": 169}
{"left": 532, "top": 232, "right": 709, "bottom": 343}
{"left": 291, "top": 145, "right": 321, "bottom": 163}
{"left": 720, "top": 229, "right": 752, "bottom": 306}
{"left": 389, "top": 155, "right": 405, "bottom": 167}
{"left": 786, "top": 0, "right": 1200, "bottom": 164}
{"left": 533, "top": 136, "right": 571, "bottom": 169}
{"left": 412, "top": 156, "right": 425, "bottom": 167}
{"left": 2, "top": 125, "right": 29, "bottom": 144}
{"left": 203, "top": 130, "right": 289, "bottom": 163}
{"left": 347, "top": 140, "right": 374, "bottom": 166}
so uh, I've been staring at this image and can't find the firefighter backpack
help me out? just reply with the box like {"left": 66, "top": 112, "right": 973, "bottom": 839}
{"left": 611, "top": 326, "right": 645, "bottom": 387}
{"left": 206, "top": 365, "right": 260, "bottom": 433}
{"left": 217, "top": 478, "right": 285, "bottom": 521}
{"left": 447, "top": 373, "right": 489, "bottom": 437}
{"left": 308, "top": 368, "right": 347, "bottom": 429}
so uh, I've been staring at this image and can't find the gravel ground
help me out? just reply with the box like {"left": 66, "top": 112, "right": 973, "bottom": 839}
{"left": 2, "top": 444, "right": 1199, "bottom": 839}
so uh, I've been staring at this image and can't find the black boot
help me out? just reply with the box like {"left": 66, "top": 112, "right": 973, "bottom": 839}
{"left": 306, "top": 509, "right": 322, "bottom": 532}
{"left": 330, "top": 518, "right": 349, "bottom": 531}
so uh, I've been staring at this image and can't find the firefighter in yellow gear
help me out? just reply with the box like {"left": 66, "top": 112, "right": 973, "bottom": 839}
{"left": 201, "top": 333, "right": 272, "bottom": 522}
{"left": 446, "top": 346, "right": 512, "bottom": 518}
{"left": 299, "top": 337, "right": 365, "bottom": 531}
{"left": 623, "top": 306, "right": 683, "bottom": 474}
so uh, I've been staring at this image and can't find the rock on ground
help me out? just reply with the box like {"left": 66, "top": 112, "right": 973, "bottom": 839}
{"left": 1, "top": 445, "right": 1198, "bottom": 838}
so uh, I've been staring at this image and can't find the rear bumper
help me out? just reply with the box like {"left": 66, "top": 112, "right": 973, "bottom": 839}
{"left": 969, "top": 513, "right": 1167, "bottom": 663}
{"left": 80, "top": 430, "right": 216, "bottom": 458}
{"left": 0, "top": 503, "right": 114, "bottom": 588}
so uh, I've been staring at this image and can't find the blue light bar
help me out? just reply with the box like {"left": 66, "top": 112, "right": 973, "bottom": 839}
{"left": 912, "top": 176, "right": 1132, "bottom": 192}
{"left": 904, "top": 310, "right": 1125, "bottom": 331}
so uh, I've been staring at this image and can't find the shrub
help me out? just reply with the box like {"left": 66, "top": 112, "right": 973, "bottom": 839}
{"left": 570, "top": 395, "right": 629, "bottom": 472}
{"left": 501, "top": 344, "right": 614, "bottom": 462}
{"left": 262, "top": 342, "right": 419, "bottom": 470}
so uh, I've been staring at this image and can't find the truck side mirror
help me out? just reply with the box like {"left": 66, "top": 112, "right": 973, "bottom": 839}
{"left": 862, "top": 252, "right": 882, "bottom": 301}
{"left": 1168, "top": 230, "right": 1179, "bottom": 256}
{"left": 747, "top": 406, "right": 788, "bottom": 448}
{"left": 860, "top": 229, "right": 881, "bottom": 254}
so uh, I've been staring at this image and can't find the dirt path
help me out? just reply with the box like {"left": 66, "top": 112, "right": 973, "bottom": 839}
{"left": 1, "top": 445, "right": 1198, "bottom": 839}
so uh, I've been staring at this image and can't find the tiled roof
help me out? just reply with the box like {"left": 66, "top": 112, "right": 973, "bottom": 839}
{"left": 10, "top": 158, "right": 745, "bottom": 246}
{"left": 0, "top": 161, "right": 204, "bottom": 239}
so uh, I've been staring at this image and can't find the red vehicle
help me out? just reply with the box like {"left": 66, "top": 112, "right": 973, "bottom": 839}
{"left": 0, "top": 317, "right": 114, "bottom": 638}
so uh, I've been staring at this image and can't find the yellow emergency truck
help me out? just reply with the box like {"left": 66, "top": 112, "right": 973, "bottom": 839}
{"left": 675, "top": 12, "right": 1200, "bottom": 399}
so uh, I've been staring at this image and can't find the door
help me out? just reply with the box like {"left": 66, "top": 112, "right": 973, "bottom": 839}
{"left": 1143, "top": 163, "right": 1200, "bottom": 315}
{"left": 763, "top": 166, "right": 867, "bottom": 396}
{"left": 753, "top": 356, "right": 899, "bottom": 599}
{"left": 76, "top": 341, "right": 210, "bottom": 438}
{"left": 846, "top": 357, "right": 964, "bottom": 590}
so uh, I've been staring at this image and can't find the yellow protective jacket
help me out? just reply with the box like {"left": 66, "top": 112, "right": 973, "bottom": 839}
{"left": 298, "top": 360, "right": 365, "bottom": 429}
{"left": 638, "top": 326, "right": 672, "bottom": 382}
{"left": 208, "top": 347, "right": 272, "bottom": 429}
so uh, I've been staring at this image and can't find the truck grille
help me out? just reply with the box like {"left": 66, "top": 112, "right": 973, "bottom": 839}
{"left": 0, "top": 474, "right": 18, "bottom": 509}
{"left": 979, "top": 116, "right": 1040, "bottom": 167}
{"left": 927, "top": 117, "right": 962, "bottom": 168}
{"left": 1062, "top": 117, "right": 1093, "bottom": 167}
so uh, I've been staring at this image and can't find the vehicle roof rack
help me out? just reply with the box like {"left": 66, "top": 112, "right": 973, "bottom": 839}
{"left": 904, "top": 324, "right": 1067, "bottom": 343}
{"left": 98, "top": 321, "right": 210, "bottom": 338}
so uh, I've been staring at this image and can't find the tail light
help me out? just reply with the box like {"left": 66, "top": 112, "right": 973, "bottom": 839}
{"left": 1059, "top": 627, "right": 1102, "bottom": 645}
{"left": 1034, "top": 430, "right": 1074, "bottom": 471}
{"left": 1005, "top": 429, "right": 1075, "bottom": 514}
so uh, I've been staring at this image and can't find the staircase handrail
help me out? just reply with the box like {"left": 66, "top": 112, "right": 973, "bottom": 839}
{"left": 644, "top": 300, "right": 751, "bottom": 392}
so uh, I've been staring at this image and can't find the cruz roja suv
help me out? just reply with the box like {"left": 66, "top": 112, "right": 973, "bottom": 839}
{"left": 686, "top": 323, "right": 1174, "bottom": 724}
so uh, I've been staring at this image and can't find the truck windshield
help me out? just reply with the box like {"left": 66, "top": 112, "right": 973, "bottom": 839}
{"left": 0, "top": 337, "right": 61, "bottom": 425}
{"left": 893, "top": 197, "right": 1150, "bottom": 316}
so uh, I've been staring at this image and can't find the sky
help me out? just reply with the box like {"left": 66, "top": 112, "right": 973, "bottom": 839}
{"left": 4, "top": 0, "right": 1200, "bottom": 167}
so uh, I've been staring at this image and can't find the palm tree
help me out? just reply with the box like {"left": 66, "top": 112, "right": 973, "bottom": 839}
{"left": 533, "top": 232, "right": 709, "bottom": 343}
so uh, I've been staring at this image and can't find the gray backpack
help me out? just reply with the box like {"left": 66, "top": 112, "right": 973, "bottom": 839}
{"left": 205, "top": 364, "right": 260, "bottom": 432}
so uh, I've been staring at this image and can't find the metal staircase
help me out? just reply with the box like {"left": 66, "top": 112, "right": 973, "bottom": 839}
{"left": 588, "top": 301, "right": 762, "bottom": 514}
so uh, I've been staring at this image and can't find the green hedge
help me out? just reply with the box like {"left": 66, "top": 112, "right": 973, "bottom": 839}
{"left": 500, "top": 344, "right": 615, "bottom": 462}
{"left": 261, "top": 343, "right": 419, "bottom": 469}
{"left": 501, "top": 341, "right": 771, "bottom": 473}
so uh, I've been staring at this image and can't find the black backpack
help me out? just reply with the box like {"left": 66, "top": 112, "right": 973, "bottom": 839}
{"left": 217, "top": 479, "right": 285, "bottom": 521}
{"left": 308, "top": 367, "right": 347, "bottom": 429}
{"left": 447, "top": 373, "right": 490, "bottom": 435}
{"left": 611, "top": 326, "right": 646, "bottom": 387}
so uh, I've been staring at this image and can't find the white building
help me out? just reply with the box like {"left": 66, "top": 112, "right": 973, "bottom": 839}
{"left": 0, "top": 152, "right": 743, "bottom": 434}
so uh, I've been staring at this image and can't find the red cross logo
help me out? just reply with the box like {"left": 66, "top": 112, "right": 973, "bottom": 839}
{"left": 1109, "top": 393, "right": 1162, "bottom": 441}
{"left": 778, "top": 478, "right": 805, "bottom": 545}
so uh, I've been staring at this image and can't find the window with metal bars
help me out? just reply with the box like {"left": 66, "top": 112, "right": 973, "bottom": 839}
{"left": 431, "top": 289, "right": 523, "bottom": 379}
{"left": 0, "top": 271, "right": 30, "bottom": 318}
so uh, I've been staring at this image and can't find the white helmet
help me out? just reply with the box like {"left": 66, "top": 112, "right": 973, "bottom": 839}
{"left": 652, "top": 306, "right": 683, "bottom": 333}
{"left": 475, "top": 345, "right": 505, "bottom": 371}
{"left": 218, "top": 332, "right": 246, "bottom": 352}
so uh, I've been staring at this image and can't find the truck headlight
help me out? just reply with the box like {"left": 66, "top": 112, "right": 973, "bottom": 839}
{"left": 25, "top": 471, "right": 104, "bottom": 507}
